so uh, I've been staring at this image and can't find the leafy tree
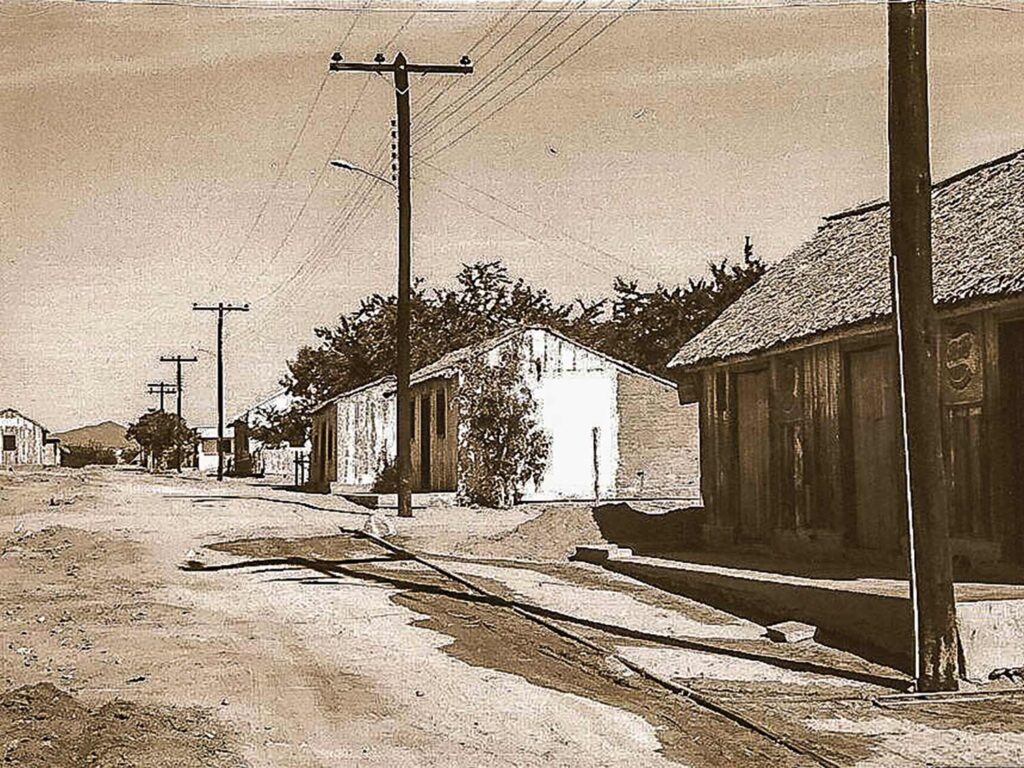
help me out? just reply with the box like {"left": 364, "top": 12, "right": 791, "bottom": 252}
{"left": 126, "top": 411, "right": 194, "bottom": 470}
{"left": 599, "top": 238, "right": 766, "bottom": 376}
{"left": 249, "top": 406, "right": 308, "bottom": 448}
{"left": 280, "top": 244, "right": 765, "bottom": 430}
{"left": 456, "top": 343, "right": 551, "bottom": 508}
{"left": 281, "top": 261, "right": 580, "bottom": 417}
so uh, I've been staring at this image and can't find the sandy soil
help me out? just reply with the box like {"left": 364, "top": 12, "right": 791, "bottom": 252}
{"left": 2, "top": 467, "right": 1023, "bottom": 767}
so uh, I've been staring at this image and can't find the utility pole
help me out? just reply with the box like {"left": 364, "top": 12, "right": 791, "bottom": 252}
{"left": 160, "top": 354, "right": 198, "bottom": 472}
{"left": 887, "top": 0, "right": 959, "bottom": 692}
{"left": 192, "top": 302, "right": 249, "bottom": 482}
{"left": 147, "top": 382, "right": 177, "bottom": 413}
{"left": 328, "top": 50, "right": 472, "bottom": 518}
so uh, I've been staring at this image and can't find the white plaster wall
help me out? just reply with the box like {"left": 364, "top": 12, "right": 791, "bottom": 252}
{"left": 335, "top": 384, "right": 396, "bottom": 489}
{"left": 0, "top": 412, "right": 46, "bottom": 466}
{"left": 512, "top": 329, "right": 621, "bottom": 501}
{"left": 523, "top": 373, "right": 619, "bottom": 501}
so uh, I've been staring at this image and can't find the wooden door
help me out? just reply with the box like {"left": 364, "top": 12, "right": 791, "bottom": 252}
{"left": 736, "top": 370, "right": 771, "bottom": 540}
{"left": 419, "top": 393, "right": 432, "bottom": 491}
{"left": 999, "top": 319, "right": 1024, "bottom": 557}
{"left": 847, "top": 346, "right": 903, "bottom": 551}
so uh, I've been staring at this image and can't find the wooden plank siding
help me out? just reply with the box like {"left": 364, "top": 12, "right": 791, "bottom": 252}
{"left": 409, "top": 378, "right": 457, "bottom": 492}
{"left": 690, "top": 298, "right": 1024, "bottom": 564}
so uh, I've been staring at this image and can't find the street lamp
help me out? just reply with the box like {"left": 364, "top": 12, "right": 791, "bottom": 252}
{"left": 329, "top": 160, "right": 396, "bottom": 189}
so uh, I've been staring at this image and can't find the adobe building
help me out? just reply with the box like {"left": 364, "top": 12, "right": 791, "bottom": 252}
{"left": 310, "top": 327, "right": 700, "bottom": 502}
{"left": 668, "top": 150, "right": 1024, "bottom": 568}
{"left": 0, "top": 408, "right": 62, "bottom": 467}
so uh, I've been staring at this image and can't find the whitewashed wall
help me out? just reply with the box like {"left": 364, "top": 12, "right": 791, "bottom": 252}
{"left": 0, "top": 410, "right": 51, "bottom": 467}
{"left": 494, "top": 329, "right": 621, "bottom": 502}
{"left": 333, "top": 380, "right": 396, "bottom": 491}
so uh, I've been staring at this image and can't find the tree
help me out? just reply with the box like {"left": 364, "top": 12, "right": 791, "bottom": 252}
{"left": 249, "top": 406, "right": 308, "bottom": 448}
{"left": 281, "top": 261, "right": 580, "bottom": 424}
{"left": 280, "top": 246, "right": 766, "bottom": 429}
{"left": 599, "top": 239, "right": 766, "bottom": 376}
{"left": 127, "top": 411, "right": 194, "bottom": 470}
{"left": 456, "top": 343, "right": 551, "bottom": 508}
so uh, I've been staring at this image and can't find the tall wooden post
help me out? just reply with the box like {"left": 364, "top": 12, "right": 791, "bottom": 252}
{"left": 193, "top": 302, "right": 249, "bottom": 482}
{"left": 887, "top": 0, "right": 959, "bottom": 692}
{"left": 394, "top": 54, "right": 413, "bottom": 518}
{"left": 328, "top": 50, "right": 472, "bottom": 517}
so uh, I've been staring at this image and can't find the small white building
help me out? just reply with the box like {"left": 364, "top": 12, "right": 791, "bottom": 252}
{"left": 232, "top": 387, "right": 312, "bottom": 478}
{"left": 0, "top": 408, "right": 61, "bottom": 467}
{"left": 195, "top": 425, "right": 234, "bottom": 474}
{"left": 310, "top": 327, "right": 700, "bottom": 502}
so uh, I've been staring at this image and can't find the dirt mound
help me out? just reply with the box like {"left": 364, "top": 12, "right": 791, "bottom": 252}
{"left": 0, "top": 682, "right": 247, "bottom": 767}
{"left": 457, "top": 504, "right": 607, "bottom": 561}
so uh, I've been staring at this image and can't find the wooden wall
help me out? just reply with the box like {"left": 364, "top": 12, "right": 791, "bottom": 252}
{"left": 699, "top": 340, "right": 845, "bottom": 541}
{"left": 409, "top": 378, "right": 457, "bottom": 492}
{"left": 692, "top": 298, "right": 1024, "bottom": 561}
{"left": 310, "top": 403, "right": 337, "bottom": 487}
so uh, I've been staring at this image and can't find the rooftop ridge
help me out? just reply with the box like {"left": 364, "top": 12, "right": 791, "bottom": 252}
{"left": 822, "top": 147, "right": 1024, "bottom": 223}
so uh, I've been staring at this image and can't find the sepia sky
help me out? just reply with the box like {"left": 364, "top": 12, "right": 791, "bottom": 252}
{"left": 3, "top": 0, "right": 1024, "bottom": 431}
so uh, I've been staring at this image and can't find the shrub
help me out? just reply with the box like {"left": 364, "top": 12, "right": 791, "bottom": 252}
{"left": 63, "top": 442, "right": 118, "bottom": 469}
{"left": 455, "top": 342, "right": 550, "bottom": 508}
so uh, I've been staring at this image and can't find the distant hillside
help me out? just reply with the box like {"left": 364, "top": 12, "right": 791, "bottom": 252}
{"left": 54, "top": 421, "right": 136, "bottom": 449}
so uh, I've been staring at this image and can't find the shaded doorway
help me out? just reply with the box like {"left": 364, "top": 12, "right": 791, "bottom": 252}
{"left": 847, "top": 345, "right": 904, "bottom": 552}
{"left": 419, "top": 393, "right": 432, "bottom": 491}
{"left": 999, "top": 319, "right": 1024, "bottom": 559}
{"left": 735, "top": 370, "right": 771, "bottom": 540}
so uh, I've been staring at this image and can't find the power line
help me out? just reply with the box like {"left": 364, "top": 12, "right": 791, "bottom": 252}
{"left": 240, "top": 10, "right": 416, "bottom": 295}
{"left": 420, "top": 159, "right": 660, "bottom": 279}
{"left": 217, "top": 3, "right": 369, "bottom": 277}
{"left": 415, "top": 0, "right": 608, "bottom": 154}
{"left": 232, "top": 15, "right": 420, "bottom": 341}
{"left": 422, "top": 174, "right": 620, "bottom": 280}
{"left": 411, "top": 0, "right": 579, "bottom": 143}
{"left": 218, "top": 74, "right": 330, "bottom": 274}
{"left": 409, "top": 2, "right": 521, "bottom": 123}
{"left": 421, "top": 0, "right": 639, "bottom": 161}
{"left": 65, "top": 0, "right": 913, "bottom": 14}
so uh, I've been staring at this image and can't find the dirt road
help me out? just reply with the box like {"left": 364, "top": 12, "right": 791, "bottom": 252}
{"left": 2, "top": 468, "right": 1023, "bottom": 767}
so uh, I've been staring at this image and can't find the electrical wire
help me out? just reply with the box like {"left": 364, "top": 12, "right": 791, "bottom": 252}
{"left": 420, "top": 159, "right": 661, "bottom": 280}
{"left": 411, "top": 0, "right": 579, "bottom": 143}
{"left": 216, "top": 3, "right": 368, "bottom": 278}
{"left": 421, "top": 0, "right": 640, "bottom": 161}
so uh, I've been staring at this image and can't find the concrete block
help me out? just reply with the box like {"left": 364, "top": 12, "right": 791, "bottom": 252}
{"left": 766, "top": 621, "right": 818, "bottom": 644}
{"left": 957, "top": 598, "right": 1024, "bottom": 682}
{"left": 607, "top": 546, "right": 633, "bottom": 561}
{"left": 571, "top": 545, "right": 615, "bottom": 564}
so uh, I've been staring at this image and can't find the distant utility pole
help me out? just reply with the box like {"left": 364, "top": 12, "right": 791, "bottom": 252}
{"left": 192, "top": 302, "right": 250, "bottom": 482}
{"left": 887, "top": 0, "right": 959, "bottom": 692}
{"left": 147, "top": 382, "right": 177, "bottom": 413}
{"left": 160, "top": 354, "right": 198, "bottom": 472}
{"left": 328, "top": 50, "right": 472, "bottom": 518}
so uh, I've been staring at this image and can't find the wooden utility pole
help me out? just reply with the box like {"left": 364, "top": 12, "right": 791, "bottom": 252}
{"left": 147, "top": 382, "right": 177, "bottom": 413}
{"left": 192, "top": 302, "right": 249, "bottom": 482}
{"left": 328, "top": 50, "right": 472, "bottom": 518}
{"left": 160, "top": 354, "right": 198, "bottom": 471}
{"left": 887, "top": 0, "right": 959, "bottom": 692}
